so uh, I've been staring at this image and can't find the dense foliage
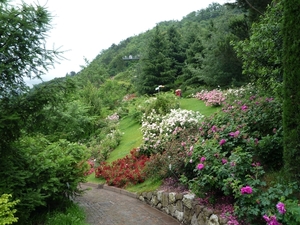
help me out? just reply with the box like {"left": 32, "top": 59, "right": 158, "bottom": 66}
{"left": 282, "top": 0, "right": 300, "bottom": 184}
{"left": 1, "top": 0, "right": 300, "bottom": 224}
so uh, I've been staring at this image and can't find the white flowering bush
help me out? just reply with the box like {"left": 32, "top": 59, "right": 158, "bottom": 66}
{"left": 139, "top": 108, "right": 204, "bottom": 155}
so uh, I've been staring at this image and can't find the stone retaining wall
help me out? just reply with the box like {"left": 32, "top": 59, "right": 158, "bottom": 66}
{"left": 137, "top": 190, "right": 228, "bottom": 225}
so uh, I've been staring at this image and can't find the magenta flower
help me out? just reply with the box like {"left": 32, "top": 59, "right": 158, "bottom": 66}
{"left": 211, "top": 125, "right": 217, "bottom": 132}
{"left": 197, "top": 163, "right": 204, "bottom": 170}
{"left": 263, "top": 215, "right": 280, "bottom": 225}
{"left": 229, "top": 130, "right": 240, "bottom": 138}
{"left": 241, "top": 105, "right": 248, "bottom": 111}
{"left": 219, "top": 139, "right": 226, "bottom": 146}
{"left": 276, "top": 202, "right": 286, "bottom": 214}
{"left": 200, "top": 157, "right": 206, "bottom": 162}
{"left": 251, "top": 162, "right": 261, "bottom": 167}
{"left": 230, "top": 161, "right": 236, "bottom": 167}
{"left": 222, "top": 158, "right": 228, "bottom": 164}
{"left": 240, "top": 186, "right": 253, "bottom": 194}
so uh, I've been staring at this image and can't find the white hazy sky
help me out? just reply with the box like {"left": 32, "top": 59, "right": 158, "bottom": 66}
{"left": 11, "top": 0, "right": 234, "bottom": 85}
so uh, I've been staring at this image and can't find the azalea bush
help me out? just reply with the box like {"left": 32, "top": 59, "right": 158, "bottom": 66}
{"left": 194, "top": 89, "right": 226, "bottom": 106}
{"left": 139, "top": 108, "right": 204, "bottom": 156}
{"left": 95, "top": 149, "right": 149, "bottom": 188}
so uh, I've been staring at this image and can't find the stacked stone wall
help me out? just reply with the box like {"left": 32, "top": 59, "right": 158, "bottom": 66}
{"left": 137, "top": 190, "right": 228, "bottom": 225}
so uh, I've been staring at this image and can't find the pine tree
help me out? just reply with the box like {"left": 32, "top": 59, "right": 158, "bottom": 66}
{"left": 137, "top": 26, "right": 173, "bottom": 95}
{"left": 0, "top": 0, "right": 62, "bottom": 97}
{"left": 282, "top": 0, "right": 300, "bottom": 182}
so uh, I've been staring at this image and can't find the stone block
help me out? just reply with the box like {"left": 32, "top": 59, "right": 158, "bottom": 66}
{"left": 203, "top": 207, "right": 214, "bottom": 217}
{"left": 176, "top": 199, "right": 183, "bottom": 212}
{"left": 183, "top": 193, "right": 195, "bottom": 209}
{"left": 146, "top": 192, "right": 153, "bottom": 200}
{"left": 168, "top": 204, "right": 176, "bottom": 217}
{"left": 174, "top": 210, "right": 184, "bottom": 222}
{"left": 157, "top": 190, "right": 163, "bottom": 201}
{"left": 169, "top": 192, "right": 177, "bottom": 204}
{"left": 176, "top": 193, "right": 183, "bottom": 200}
{"left": 161, "top": 192, "right": 169, "bottom": 207}
{"left": 208, "top": 214, "right": 220, "bottom": 225}
{"left": 150, "top": 195, "right": 158, "bottom": 206}
{"left": 183, "top": 206, "right": 193, "bottom": 224}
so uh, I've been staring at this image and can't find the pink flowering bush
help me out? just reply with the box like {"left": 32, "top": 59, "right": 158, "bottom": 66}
{"left": 194, "top": 89, "right": 226, "bottom": 106}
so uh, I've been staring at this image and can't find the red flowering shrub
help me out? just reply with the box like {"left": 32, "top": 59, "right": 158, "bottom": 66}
{"left": 95, "top": 148, "right": 150, "bottom": 188}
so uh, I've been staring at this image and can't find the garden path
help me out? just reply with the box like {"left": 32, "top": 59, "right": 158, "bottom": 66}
{"left": 75, "top": 183, "right": 181, "bottom": 225}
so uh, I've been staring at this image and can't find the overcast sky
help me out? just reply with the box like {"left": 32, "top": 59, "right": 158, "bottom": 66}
{"left": 12, "top": 0, "right": 234, "bottom": 85}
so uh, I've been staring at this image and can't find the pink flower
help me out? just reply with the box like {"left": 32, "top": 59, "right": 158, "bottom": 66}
{"left": 241, "top": 105, "right": 248, "bottom": 111}
{"left": 230, "top": 161, "right": 236, "bottom": 167}
{"left": 211, "top": 125, "right": 217, "bottom": 132}
{"left": 190, "top": 146, "right": 194, "bottom": 151}
{"left": 229, "top": 130, "right": 240, "bottom": 138}
{"left": 197, "top": 163, "right": 204, "bottom": 170}
{"left": 189, "top": 159, "right": 193, "bottom": 163}
{"left": 276, "top": 202, "right": 286, "bottom": 214}
{"left": 251, "top": 162, "right": 261, "bottom": 167}
{"left": 219, "top": 139, "right": 226, "bottom": 146}
{"left": 240, "top": 186, "right": 253, "bottom": 194}
{"left": 263, "top": 215, "right": 280, "bottom": 225}
{"left": 222, "top": 158, "right": 228, "bottom": 164}
{"left": 181, "top": 142, "right": 186, "bottom": 146}
{"left": 200, "top": 157, "right": 206, "bottom": 162}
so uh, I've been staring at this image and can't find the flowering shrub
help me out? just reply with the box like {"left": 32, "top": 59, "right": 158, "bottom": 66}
{"left": 194, "top": 89, "right": 226, "bottom": 106}
{"left": 84, "top": 159, "right": 95, "bottom": 176}
{"left": 178, "top": 87, "right": 296, "bottom": 224}
{"left": 139, "top": 108, "right": 204, "bottom": 156}
{"left": 144, "top": 127, "right": 199, "bottom": 179}
{"left": 95, "top": 149, "right": 149, "bottom": 188}
{"left": 197, "top": 93, "right": 283, "bottom": 170}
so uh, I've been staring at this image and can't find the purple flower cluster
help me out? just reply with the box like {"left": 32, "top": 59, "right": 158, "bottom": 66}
{"left": 240, "top": 186, "right": 253, "bottom": 194}
{"left": 276, "top": 202, "right": 286, "bottom": 214}
{"left": 197, "top": 163, "right": 204, "bottom": 170}
{"left": 263, "top": 215, "right": 280, "bottom": 225}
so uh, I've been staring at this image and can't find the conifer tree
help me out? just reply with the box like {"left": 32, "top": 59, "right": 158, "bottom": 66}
{"left": 137, "top": 26, "right": 173, "bottom": 95}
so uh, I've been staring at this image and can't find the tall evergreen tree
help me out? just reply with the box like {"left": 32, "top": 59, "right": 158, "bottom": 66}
{"left": 137, "top": 26, "right": 173, "bottom": 95}
{"left": 282, "top": 0, "right": 300, "bottom": 182}
{"left": 180, "top": 34, "right": 205, "bottom": 88}
{"left": 165, "top": 26, "right": 186, "bottom": 88}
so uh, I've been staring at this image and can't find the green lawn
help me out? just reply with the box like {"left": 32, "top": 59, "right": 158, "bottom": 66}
{"left": 179, "top": 98, "right": 220, "bottom": 116}
{"left": 106, "top": 116, "right": 143, "bottom": 163}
